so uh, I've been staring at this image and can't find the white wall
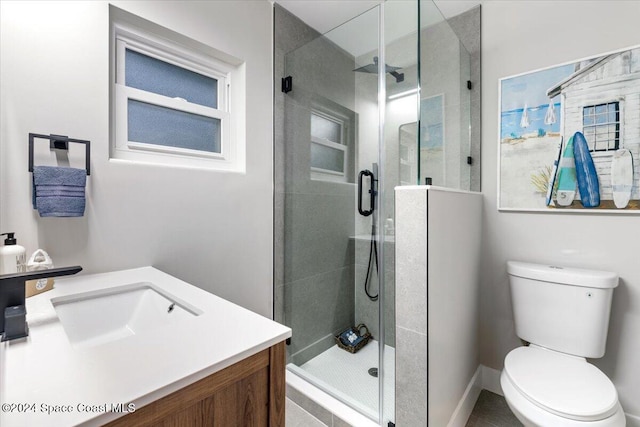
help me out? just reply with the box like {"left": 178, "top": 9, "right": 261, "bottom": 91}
{"left": 427, "top": 188, "right": 482, "bottom": 426}
{"left": 481, "top": 0, "right": 640, "bottom": 419}
{"left": 0, "top": 1, "right": 274, "bottom": 317}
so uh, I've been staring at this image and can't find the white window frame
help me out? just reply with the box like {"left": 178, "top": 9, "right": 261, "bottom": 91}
{"left": 111, "top": 22, "right": 244, "bottom": 171}
{"left": 310, "top": 110, "right": 348, "bottom": 182}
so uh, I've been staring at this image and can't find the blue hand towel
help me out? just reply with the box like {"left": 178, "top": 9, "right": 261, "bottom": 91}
{"left": 36, "top": 197, "right": 86, "bottom": 217}
{"left": 32, "top": 166, "right": 87, "bottom": 217}
{"left": 36, "top": 185, "right": 85, "bottom": 197}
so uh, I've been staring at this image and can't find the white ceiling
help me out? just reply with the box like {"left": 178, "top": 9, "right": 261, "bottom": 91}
{"left": 275, "top": 0, "right": 382, "bottom": 35}
{"left": 274, "top": 0, "right": 481, "bottom": 34}
{"left": 274, "top": 0, "right": 481, "bottom": 58}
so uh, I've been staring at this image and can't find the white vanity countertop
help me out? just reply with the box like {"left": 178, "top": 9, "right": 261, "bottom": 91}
{"left": 0, "top": 267, "right": 291, "bottom": 427}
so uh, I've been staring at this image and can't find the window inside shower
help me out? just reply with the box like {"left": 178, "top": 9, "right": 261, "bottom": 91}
{"left": 310, "top": 110, "right": 349, "bottom": 182}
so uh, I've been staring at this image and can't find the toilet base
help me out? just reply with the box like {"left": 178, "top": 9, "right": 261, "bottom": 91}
{"left": 500, "top": 370, "right": 626, "bottom": 427}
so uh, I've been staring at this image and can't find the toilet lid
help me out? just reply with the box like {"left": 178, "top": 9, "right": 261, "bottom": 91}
{"left": 504, "top": 347, "right": 618, "bottom": 421}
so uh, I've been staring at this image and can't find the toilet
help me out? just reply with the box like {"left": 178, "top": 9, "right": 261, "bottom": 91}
{"left": 501, "top": 261, "right": 626, "bottom": 426}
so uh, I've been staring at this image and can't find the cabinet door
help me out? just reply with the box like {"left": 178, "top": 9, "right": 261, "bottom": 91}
{"left": 211, "top": 367, "right": 269, "bottom": 426}
{"left": 105, "top": 342, "right": 285, "bottom": 427}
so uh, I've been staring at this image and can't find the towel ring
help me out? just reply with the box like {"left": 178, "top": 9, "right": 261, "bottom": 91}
{"left": 28, "top": 133, "right": 91, "bottom": 175}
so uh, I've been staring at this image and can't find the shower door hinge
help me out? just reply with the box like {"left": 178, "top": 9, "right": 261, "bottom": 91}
{"left": 282, "top": 76, "right": 292, "bottom": 93}
{"left": 467, "top": 156, "right": 473, "bottom": 165}
{"left": 467, "top": 80, "right": 472, "bottom": 90}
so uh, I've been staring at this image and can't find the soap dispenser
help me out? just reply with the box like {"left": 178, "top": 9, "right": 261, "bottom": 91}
{"left": 0, "top": 233, "right": 27, "bottom": 274}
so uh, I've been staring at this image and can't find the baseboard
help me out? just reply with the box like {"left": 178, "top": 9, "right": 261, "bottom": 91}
{"left": 627, "top": 413, "right": 640, "bottom": 427}
{"left": 480, "top": 365, "right": 503, "bottom": 396}
{"left": 447, "top": 366, "right": 483, "bottom": 427}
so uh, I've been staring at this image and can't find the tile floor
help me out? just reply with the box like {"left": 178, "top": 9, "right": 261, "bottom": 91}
{"left": 466, "top": 390, "right": 523, "bottom": 427}
{"left": 286, "top": 389, "right": 523, "bottom": 426}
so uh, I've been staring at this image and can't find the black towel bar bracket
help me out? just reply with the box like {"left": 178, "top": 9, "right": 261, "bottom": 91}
{"left": 28, "top": 133, "right": 90, "bottom": 175}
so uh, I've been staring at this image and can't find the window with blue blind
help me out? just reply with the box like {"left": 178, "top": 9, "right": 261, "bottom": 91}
{"left": 125, "top": 49, "right": 218, "bottom": 110}
{"left": 127, "top": 100, "right": 221, "bottom": 153}
{"left": 111, "top": 20, "right": 242, "bottom": 170}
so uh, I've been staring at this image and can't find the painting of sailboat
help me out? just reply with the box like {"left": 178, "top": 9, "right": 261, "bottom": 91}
{"left": 544, "top": 102, "right": 556, "bottom": 125}
{"left": 520, "top": 104, "right": 530, "bottom": 129}
{"left": 499, "top": 44, "right": 640, "bottom": 212}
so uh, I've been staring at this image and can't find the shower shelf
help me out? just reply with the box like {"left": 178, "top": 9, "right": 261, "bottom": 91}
{"left": 349, "top": 235, "right": 395, "bottom": 243}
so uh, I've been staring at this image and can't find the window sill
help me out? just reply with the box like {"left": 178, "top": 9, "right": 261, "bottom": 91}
{"left": 109, "top": 152, "right": 245, "bottom": 173}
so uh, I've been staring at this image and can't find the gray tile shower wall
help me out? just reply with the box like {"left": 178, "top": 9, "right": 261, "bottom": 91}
{"left": 354, "top": 238, "right": 395, "bottom": 347}
{"left": 274, "top": 5, "right": 357, "bottom": 364}
{"left": 283, "top": 193, "right": 355, "bottom": 284}
{"left": 285, "top": 266, "right": 355, "bottom": 364}
{"left": 395, "top": 189, "right": 429, "bottom": 426}
{"left": 274, "top": 3, "right": 320, "bottom": 326}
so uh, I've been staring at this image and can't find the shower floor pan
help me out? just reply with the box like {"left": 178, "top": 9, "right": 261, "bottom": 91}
{"left": 288, "top": 339, "right": 395, "bottom": 424}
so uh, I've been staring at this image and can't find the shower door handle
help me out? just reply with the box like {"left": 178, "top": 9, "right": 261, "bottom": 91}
{"left": 358, "top": 169, "right": 376, "bottom": 217}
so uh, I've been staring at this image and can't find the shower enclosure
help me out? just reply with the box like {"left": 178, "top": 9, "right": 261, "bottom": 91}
{"left": 274, "top": 1, "right": 479, "bottom": 424}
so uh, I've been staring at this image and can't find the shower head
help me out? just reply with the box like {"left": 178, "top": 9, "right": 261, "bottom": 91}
{"left": 354, "top": 56, "right": 402, "bottom": 73}
{"left": 354, "top": 56, "right": 405, "bottom": 83}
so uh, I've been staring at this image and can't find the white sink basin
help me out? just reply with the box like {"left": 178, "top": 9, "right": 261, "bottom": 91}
{"left": 52, "top": 282, "right": 202, "bottom": 348}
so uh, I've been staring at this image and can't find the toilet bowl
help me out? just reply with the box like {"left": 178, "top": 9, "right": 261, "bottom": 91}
{"left": 500, "top": 346, "right": 626, "bottom": 426}
{"left": 504, "top": 262, "right": 625, "bottom": 427}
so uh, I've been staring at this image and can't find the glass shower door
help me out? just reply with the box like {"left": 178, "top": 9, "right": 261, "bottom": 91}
{"left": 276, "top": 0, "right": 478, "bottom": 424}
{"left": 280, "top": 5, "right": 385, "bottom": 422}
{"left": 418, "top": 0, "right": 473, "bottom": 189}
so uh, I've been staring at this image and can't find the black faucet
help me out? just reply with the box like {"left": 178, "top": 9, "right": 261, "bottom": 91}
{"left": 0, "top": 266, "right": 82, "bottom": 341}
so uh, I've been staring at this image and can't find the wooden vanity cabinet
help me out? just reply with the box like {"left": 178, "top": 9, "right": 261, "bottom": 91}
{"left": 105, "top": 342, "right": 285, "bottom": 427}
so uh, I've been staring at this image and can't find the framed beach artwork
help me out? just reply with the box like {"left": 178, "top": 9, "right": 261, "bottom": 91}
{"left": 498, "top": 45, "right": 640, "bottom": 212}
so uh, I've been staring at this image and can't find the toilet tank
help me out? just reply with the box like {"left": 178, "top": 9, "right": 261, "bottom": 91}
{"left": 507, "top": 261, "right": 618, "bottom": 358}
